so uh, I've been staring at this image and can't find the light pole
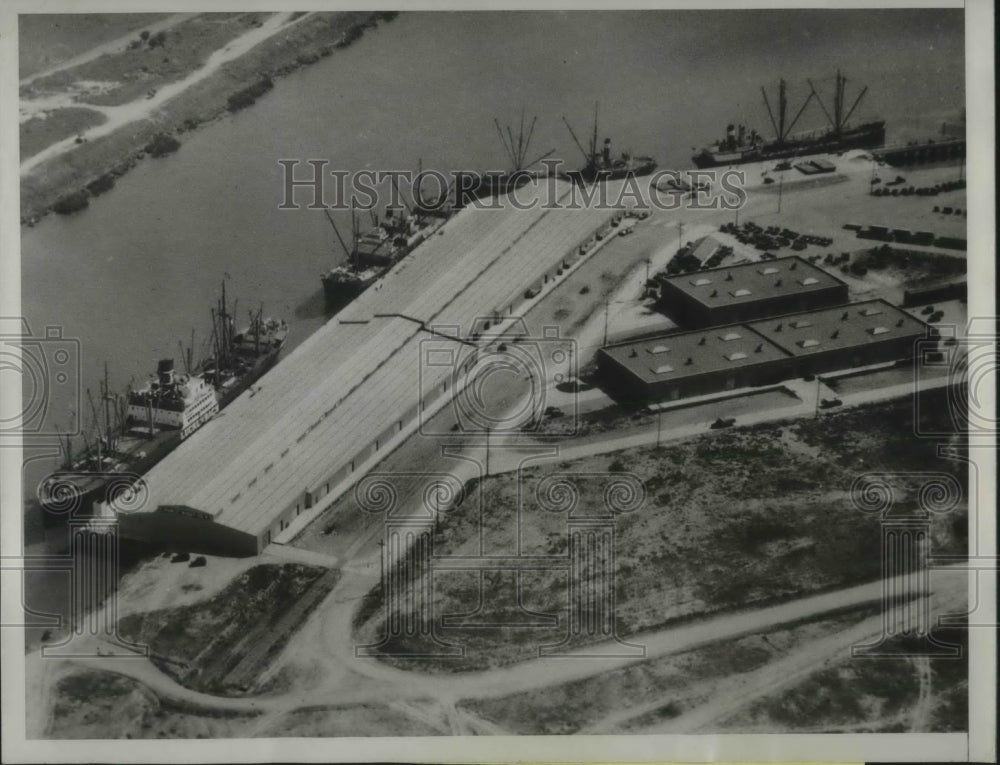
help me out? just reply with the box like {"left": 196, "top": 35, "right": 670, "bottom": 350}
{"left": 485, "top": 426, "right": 491, "bottom": 477}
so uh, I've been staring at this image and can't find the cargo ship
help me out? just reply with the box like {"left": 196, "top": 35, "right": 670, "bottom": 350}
{"left": 321, "top": 203, "right": 444, "bottom": 313}
{"left": 691, "top": 71, "right": 886, "bottom": 169}
{"left": 37, "top": 286, "right": 287, "bottom": 523}
{"left": 199, "top": 281, "right": 288, "bottom": 407}
{"left": 37, "top": 359, "right": 219, "bottom": 524}
{"left": 563, "top": 103, "right": 657, "bottom": 183}
{"left": 455, "top": 114, "right": 555, "bottom": 206}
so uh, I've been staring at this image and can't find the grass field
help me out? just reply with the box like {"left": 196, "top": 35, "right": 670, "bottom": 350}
{"left": 354, "top": 388, "right": 967, "bottom": 673}
{"left": 48, "top": 669, "right": 258, "bottom": 739}
{"left": 20, "top": 108, "right": 106, "bottom": 161}
{"left": 118, "top": 563, "right": 337, "bottom": 696}
{"left": 18, "top": 14, "right": 170, "bottom": 79}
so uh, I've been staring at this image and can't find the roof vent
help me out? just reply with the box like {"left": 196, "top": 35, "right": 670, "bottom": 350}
{"left": 731, "top": 288, "right": 752, "bottom": 297}
{"left": 861, "top": 307, "right": 883, "bottom": 317}
{"left": 775, "top": 278, "right": 783, "bottom": 287}
{"left": 831, "top": 329, "right": 840, "bottom": 339}
{"left": 896, "top": 318, "right": 905, "bottom": 327}
{"left": 869, "top": 326, "right": 890, "bottom": 336}
{"left": 692, "top": 278, "right": 712, "bottom": 286}
{"left": 799, "top": 277, "right": 819, "bottom": 286}
{"left": 798, "top": 338, "right": 820, "bottom": 348}
{"left": 792, "top": 320, "right": 813, "bottom": 329}
{"left": 647, "top": 344, "right": 671, "bottom": 355}
{"left": 755, "top": 343, "right": 763, "bottom": 353}
{"left": 629, "top": 349, "right": 638, "bottom": 357}
{"left": 775, "top": 323, "right": 783, "bottom": 332}
{"left": 720, "top": 331, "right": 742, "bottom": 341}
{"left": 842, "top": 311, "right": 849, "bottom": 320}
{"left": 698, "top": 336, "right": 706, "bottom": 345}
{"left": 710, "top": 289, "right": 718, "bottom": 297}
{"left": 727, "top": 351, "right": 748, "bottom": 361}
{"left": 652, "top": 364, "right": 675, "bottom": 375}
{"left": 725, "top": 272, "right": 734, "bottom": 281}
{"left": 789, "top": 260, "right": 797, "bottom": 270}
{"left": 758, "top": 267, "right": 779, "bottom": 275}
{"left": 685, "top": 357, "right": 693, "bottom": 366}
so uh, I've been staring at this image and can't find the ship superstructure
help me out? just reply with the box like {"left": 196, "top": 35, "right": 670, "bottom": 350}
{"left": 563, "top": 103, "right": 657, "bottom": 183}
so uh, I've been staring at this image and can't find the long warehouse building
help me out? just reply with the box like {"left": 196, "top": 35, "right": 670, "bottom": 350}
{"left": 109, "top": 180, "right": 617, "bottom": 555}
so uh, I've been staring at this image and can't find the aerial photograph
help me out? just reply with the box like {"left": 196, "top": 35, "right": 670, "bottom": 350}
{"left": 3, "top": 4, "right": 994, "bottom": 762}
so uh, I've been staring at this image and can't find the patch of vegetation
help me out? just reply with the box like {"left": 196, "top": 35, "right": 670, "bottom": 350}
{"left": 85, "top": 172, "right": 116, "bottom": 196}
{"left": 52, "top": 189, "right": 89, "bottom": 215}
{"left": 144, "top": 133, "right": 181, "bottom": 157}
{"left": 19, "top": 107, "right": 106, "bottom": 161}
{"left": 226, "top": 75, "right": 274, "bottom": 112}
{"left": 119, "top": 564, "right": 334, "bottom": 695}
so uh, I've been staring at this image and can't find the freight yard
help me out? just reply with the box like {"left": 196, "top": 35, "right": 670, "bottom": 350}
{"left": 15, "top": 7, "right": 978, "bottom": 750}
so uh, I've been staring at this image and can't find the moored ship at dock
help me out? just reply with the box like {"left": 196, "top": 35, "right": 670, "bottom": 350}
{"left": 563, "top": 104, "right": 657, "bottom": 183}
{"left": 36, "top": 286, "right": 287, "bottom": 524}
{"left": 321, "top": 203, "right": 444, "bottom": 313}
{"left": 691, "top": 70, "right": 886, "bottom": 168}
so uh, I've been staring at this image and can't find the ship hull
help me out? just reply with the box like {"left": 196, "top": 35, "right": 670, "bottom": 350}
{"left": 37, "top": 428, "right": 182, "bottom": 526}
{"left": 566, "top": 159, "right": 658, "bottom": 184}
{"left": 215, "top": 345, "right": 284, "bottom": 408}
{"left": 691, "top": 121, "right": 886, "bottom": 169}
{"left": 321, "top": 274, "right": 376, "bottom": 314}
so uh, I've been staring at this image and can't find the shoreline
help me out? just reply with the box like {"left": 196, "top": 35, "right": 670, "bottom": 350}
{"left": 20, "top": 11, "right": 397, "bottom": 226}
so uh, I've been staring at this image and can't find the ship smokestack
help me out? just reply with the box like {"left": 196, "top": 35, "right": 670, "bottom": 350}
{"left": 738, "top": 124, "right": 746, "bottom": 144}
{"left": 157, "top": 358, "right": 175, "bottom": 386}
{"left": 603, "top": 138, "right": 611, "bottom": 164}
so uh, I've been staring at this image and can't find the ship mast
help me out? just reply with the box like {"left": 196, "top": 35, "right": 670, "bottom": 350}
{"left": 763, "top": 78, "right": 815, "bottom": 144}
{"left": 102, "top": 361, "right": 114, "bottom": 453}
{"left": 494, "top": 112, "right": 555, "bottom": 173}
{"left": 809, "top": 70, "right": 868, "bottom": 136}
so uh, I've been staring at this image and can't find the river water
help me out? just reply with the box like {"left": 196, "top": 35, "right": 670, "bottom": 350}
{"left": 19, "top": 9, "right": 964, "bottom": 498}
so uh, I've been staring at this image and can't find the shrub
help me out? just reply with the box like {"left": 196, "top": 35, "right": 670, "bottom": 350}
{"left": 53, "top": 190, "right": 89, "bottom": 215}
{"left": 144, "top": 133, "right": 181, "bottom": 157}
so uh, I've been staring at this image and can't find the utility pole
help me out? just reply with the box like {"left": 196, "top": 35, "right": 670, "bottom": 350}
{"left": 777, "top": 172, "right": 784, "bottom": 214}
{"left": 603, "top": 298, "right": 610, "bottom": 346}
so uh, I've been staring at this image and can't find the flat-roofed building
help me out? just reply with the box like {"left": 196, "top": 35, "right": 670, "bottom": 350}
{"left": 657, "top": 255, "right": 849, "bottom": 328}
{"left": 597, "top": 299, "right": 927, "bottom": 405}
